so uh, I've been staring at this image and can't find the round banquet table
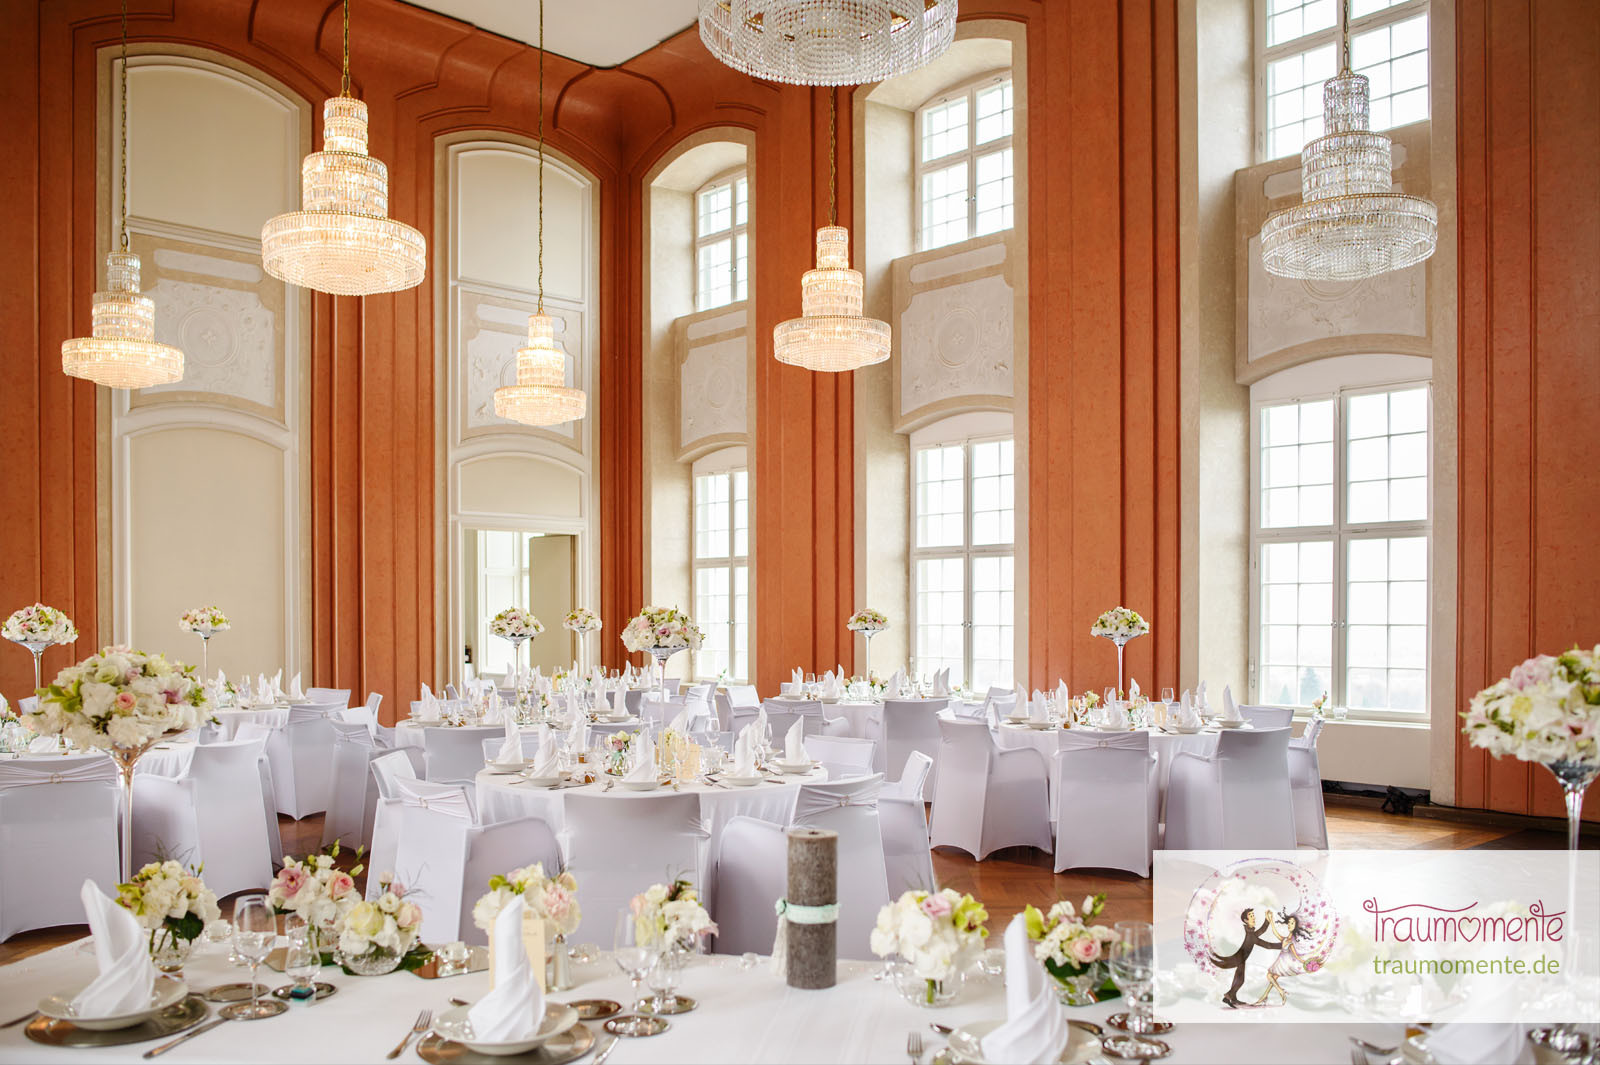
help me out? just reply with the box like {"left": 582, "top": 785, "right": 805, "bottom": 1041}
{"left": 766, "top": 696, "right": 977, "bottom": 740}
{"left": 392, "top": 720, "right": 503, "bottom": 750}
{"left": 210, "top": 706, "right": 291, "bottom": 739}
{"left": 0, "top": 737, "right": 197, "bottom": 777}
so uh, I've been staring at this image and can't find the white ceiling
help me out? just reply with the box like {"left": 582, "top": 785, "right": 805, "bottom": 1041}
{"left": 410, "top": 0, "right": 702, "bottom": 68}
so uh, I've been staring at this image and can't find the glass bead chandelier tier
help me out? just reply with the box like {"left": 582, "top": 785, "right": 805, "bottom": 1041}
{"left": 1259, "top": 4, "right": 1437, "bottom": 281}
{"left": 699, "top": 0, "right": 957, "bottom": 85}
{"left": 62, "top": 0, "right": 184, "bottom": 390}
{"left": 260, "top": 1, "right": 425, "bottom": 296}
{"left": 773, "top": 226, "right": 890, "bottom": 370}
{"left": 492, "top": 0, "right": 587, "bottom": 426}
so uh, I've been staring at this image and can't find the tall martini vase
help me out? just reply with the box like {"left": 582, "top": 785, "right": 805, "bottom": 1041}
{"left": 863, "top": 631, "right": 874, "bottom": 686}
{"left": 198, "top": 632, "right": 211, "bottom": 680}
{"left": 110, "top": 742, "right": 156, "bottom": 882}
{"left": 649, "top": 647, "right": 674, "bottom": 704}
{"left": 1530, "top": 759, "right": 1598, "bottom": 1059}
{"left": 1116, "top": 639, "right": 1126, "bottom": 698}
{"left": 24, "top": 640, "right": 49, "bottom": 695}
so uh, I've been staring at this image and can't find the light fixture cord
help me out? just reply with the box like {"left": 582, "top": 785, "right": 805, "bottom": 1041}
{"left": 1340, "top": 0, "right": 1352, "bottom": 72}
{"left": 118, "top": 0, "right": 129, "bottom": 251}
{"left": 827, "top": 89, "right": 836, "bottom": 227}
{"left": 537, "top": 0, "right": 544, "bottom": 314}
{"left": 341, "top": 0, "right": 351, "bottom": 97}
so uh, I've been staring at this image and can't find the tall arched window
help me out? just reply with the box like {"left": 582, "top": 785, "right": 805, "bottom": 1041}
{"left": 692, "top": 448, "right": 751, "bottom": 681}
{"left": 915, "top": 71, "right": 1013, "bottom": 251}
{"left": 694, "top": 169, "right": 749, "bottom": 311}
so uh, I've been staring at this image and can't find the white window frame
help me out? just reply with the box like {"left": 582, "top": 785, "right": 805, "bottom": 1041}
{"left": 1255, "top": 0, "right": 1430, "bottom": 162}
{"left": 1248, "top": 378, "right": 1432, "bottom": 720}
{"left": 691, "top": 450, "right": 750, "bottom": 683}
{"left": 693, "top": 167, "right": 749, "bottom": 312}
{"left": 475, "top": 530, "right": 531, "bottom": 678}
{"left": 914, "top": 70, "right": 1014, "bottom": 252}
{"left": 909, "top": 432, "right": 1015, "bottom": 689}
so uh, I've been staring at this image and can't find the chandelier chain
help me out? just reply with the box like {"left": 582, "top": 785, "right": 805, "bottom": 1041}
{"left": 827, "top": 90, "right": 836, "bottom": 228}
{"left": 1339, "top": 0, "right": 1352, "bottom": 71}
{"left": 537, "top": 0, "right": 544, "bottom": 314}
{"left": 341, "top": 0, "right": 351, "bottom": 97}
{"left": 118, "top": 0, "right": 128, "bottom": 251}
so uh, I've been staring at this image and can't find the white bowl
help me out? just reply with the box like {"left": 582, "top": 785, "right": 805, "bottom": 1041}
{"left": 775, "top": 760, "right": 814, "bottom": 774}
{"left": 1216, "top": 718, "right": 1248, "bottom": 729}
{"left": 619, "top": 778, "right": 660, "bottom": 791}
{"left": 486, "top": 760, "right": 526, "bottom": 774}
{"left": 38, "top": 975, "right": 187, "bottom": 1031}
{"left": 432, "top": 1002, "right": 579, "bottom": 1056}
{"left": 946, "top": 1017, "right": 1096, "bottom": 1064}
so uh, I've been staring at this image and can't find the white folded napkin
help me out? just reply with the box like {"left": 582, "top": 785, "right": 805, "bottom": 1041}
{"left": 887, "top": 669, "right": 905, "bottom": 697}
{"left": 821, "top": 672, "right": 842, "bottom": 700}
{"left": 668, "top": 709, "right": 690, "bottom": 733}
{"left": 564, "top": 717, "right": 587, "bottom": 753}
{"left": 1220, "top": 684, "right": 1243, "bottom": 722}
{"left": 1028, "top": 693, "right": 1048, "bottom": 723}
{"left": 495, "top": 720, "right": 521, "bottom": 764}
{"left": 791, "top": 667, "right": 803, "bottom": 687}
{"left": 27, "top": 734, "right": 60, "bottom": 753}
{"left": 610, "top": 687, "right": 627, "bottom": 715}
{"left": 272, "top": 668, "right": 283, "bottom": 697}
{"left": 469, "top": 896, "right": 544, "bottom": 1041}
{"left": 72, "top": 880, "right": 157, "bottom": 1018}
{"left": 1055, "top": 681, "right": 1070, "bottom": 708}
{"left": 215, "top": 669, "right": 227, "bottom": 689}
{"left": 1197, "top": 679, "right": 1209, "bottom": 711}
{"left": 1176, "top": 690, "right": 1197, "bottom": 728}
{"left": 1106, "top": 703, "right": 1130, "bottom": 730}
{"left": 981, "top": 916, "right": 1069, "bottom": 1065}
{"left": 529, "top": 733, "right": 562, "bottom": 778}
{"left": 731, "top": 728, "right": 757, "bottom": 777}
{"left": 1129, "top": 677, "right": 1140, "bottom": 700}
{"left": 591, "top": 667, "right": 605, "bottom": 688}
{"left": 624, "top": 730, "right": 656, "bottom": 783}
{"left": 287, "top": 672, "right": 305, "bottom": 701}
{"left": 256, "top": 674, "right": 273, "bottom": 704}
{"left": 755, "top": 706, "right": 769, "bottom": 745}
{"left": 784, "top": 719, "right": 809, "bottom": 764}
{"left": 932, "top": 670, "right": 948, "bottom": 697}
{"left": 1423, "top": 1025, "right": 1533, "bottom": 1065}
{"left": 420, "top": 685, "right": 440, "bottom": 721}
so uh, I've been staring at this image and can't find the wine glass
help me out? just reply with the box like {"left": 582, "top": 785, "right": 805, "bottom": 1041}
{"left": 1103, "top": 686, "right": 1118, "bottom": 709}
{"left": 281, "top": 922, "right": 319, "bottom": 998}
{"left": 222, "top": 895, "right": 286, "bottom": 1019}
{"left": 1105, "top": 921, "right": 1169, "bottom": 1056}
{"left": 1161, "top": 687, "right": 1175, "bottom": 706}
{"left": 608, "top": 910, "right": 663, "bottom": 1037}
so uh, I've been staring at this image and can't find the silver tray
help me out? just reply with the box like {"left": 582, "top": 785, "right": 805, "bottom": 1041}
{"left": 416, "top": 1022, "right": 596, "bottom": 1065}
{"left": 24, "top": 995, "right": 209, "bottom": 1048}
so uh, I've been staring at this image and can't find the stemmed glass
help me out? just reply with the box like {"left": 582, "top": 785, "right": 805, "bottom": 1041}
{"left": 221, "top": 895, "right": 286, "bottom": 1019}
{"left": 606, "top": 910, "right": 666, "bottom": 1037}
{"left": 280, "top": 919, "right": 320, "bottom": 999}
{"left": 1104, "top": 921, "right": 1170, "bottom": 1059}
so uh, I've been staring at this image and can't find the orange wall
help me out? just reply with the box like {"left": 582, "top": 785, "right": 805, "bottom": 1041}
{"left": 1455, "top": 0, "right": 1600, "bottom": 820}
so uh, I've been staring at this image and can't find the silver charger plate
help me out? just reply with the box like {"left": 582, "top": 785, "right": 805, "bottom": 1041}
{"left": 270, "top": 981, "right": 337, "bottom": 1001}
{"left": 416, "top": 1022, "right": 596, "bottom": 1065}
{"left": 200, "top": 982, "right": 270, "bottom": 1003}
{"left": 411, "top": 945, "right": 490, "bottom": 979}
{"left": 24, "top": 995, "right": 209, "bottom": 1048}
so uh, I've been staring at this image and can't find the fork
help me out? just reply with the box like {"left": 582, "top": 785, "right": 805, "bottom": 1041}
{"left": 387, "top": 1009, "right": 431, "bottom": 1060}
{"left": 907, "top": 1030, "right": 924, "bottom": 1064}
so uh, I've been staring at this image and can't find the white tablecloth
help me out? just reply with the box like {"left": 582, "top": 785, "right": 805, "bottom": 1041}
{"left": 392, "top": 721, "right": 504, "bottom": 750}
{"left": 0, "top": 740, "right": 195, "bottom": 777}
{"left": 0, "top": 936, "right": 1401, "bottom": 1063}
{"left": 211, "top": 708, "right": 288, "bottom": 740}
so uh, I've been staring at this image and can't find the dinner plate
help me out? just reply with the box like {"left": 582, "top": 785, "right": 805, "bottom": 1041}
{"left": 1215, "top": 719, "right": 1248, "bottom": 729}
{"left": 1162, "top": 726, "right": 1200, "bottom": 735}
{"left": 37, "top": 975, "right": 188, "bottom": 1032}
{"left": 947, "top": 1017, "right": 1099, "bottom": 1064}
{"left": 486, "top": 761, "right": 527, "bottom": 774}
{"left": 1025, "top": 720, "right": 1058, "bottom": 730}
{"left": 520, "top": 773, "right": 562, "bottom": 787}
{"left": 618, "top": 779, "right": 660, "bottom": 791}
{"left": 430, "top": 1002, "right": 580, "bottom": 1056}
{"left": 720, "top": 774, "right": 763, "bottom": 787}
{"left": 774, "top": 760, "right": 814, "bottom": 774}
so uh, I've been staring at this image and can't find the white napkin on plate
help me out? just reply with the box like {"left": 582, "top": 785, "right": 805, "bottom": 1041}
{"left": 755, "top": 706, "right": 769, "bottom": 745}
{"left": 1196, "top": 680, "right": 1209, "bottom": 712}
{"left": 71, "top": 880, "right": 157, "bottom": 1018}
{"left": 981, "top": 916, "right": 1069, "bottom": 1065}
{"left": 791, "top": 667, "right": 803, "bottom": 688}
{"left": 469, "top": 896, "right": 544, "bottom": 1041}
{"left": 887, "top": 670, "right": 905, "bottom": 697}
{"left": 1129, "top": 677, "right": 1140, "bottom": 700}
{"left": 821, "top": 672, "right": 842, "bottom": 700}
{"left": 1028, "top": 692, "right": 1048, "bottom": 723}
{"left": 624, "top": 730, "right": 656, "bottom": 783}
{"left": 420, "top": 685, "right": 440, "bottom": 721}
{"left": 1175, "top": 690, "right": 1197, "bottom": 728}
{"left": 1055, "top": 681, "right": 1071, "bottom": 708}
{"left": 668, "top": 709, "right": 690, "bottom": 733}
{"left": 27, "top": 734, "right": 60, "bottom": 753}
{"left": 564, "top": 716, "right": 587, "bottom": 754}
{"left": 610, "top": 687, "right": 627, "bottom": 716}
{"left": 1106, "top": 703, "right": 1130, "bottom": 730}
{"left": 731, "top": 728, "right": 757, "bottom": 777}
{"left": 1220, "top": 684, "right": 1243, "bottom": 722}
{"left": 495, "top": 720, "right": 521, "bottom": 765}
{"left": 1422, "top": 1025, "right": 1534, "bottom": 1065}
{"left": 784, "top": 719, "right": 809, "bottom": 765}
{"left": 257, "top": 674, "right": 273, "bottom": 704}
{"left": 271, "top": 669, "right": 283, "bottom": 697}
{"left": 932, "top": 670, "right": 948, "bottom": 697}
{"left": 287, "top": 672, "right": 305, "bottom": 701}
{"left": 529, "top": 733, "right": 562, "bottom": 778}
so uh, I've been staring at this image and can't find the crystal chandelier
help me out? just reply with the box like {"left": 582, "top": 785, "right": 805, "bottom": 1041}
{"left": 773, "top": 92, "right": 891, "bottom": 372}
{"left": 260, "top": 0, "right": 425, "bottom": 296}
{"left": 699, "top": 0, "right": 958, "bottom": 86}
{"left": 1259, "top": 2, "right": 1437, "bottom": 281}
{"left": 61, "top": 0, "right": 184, "bottom": 390}
{"left": 492, "top": 0, "right": 587, "bottom": 427}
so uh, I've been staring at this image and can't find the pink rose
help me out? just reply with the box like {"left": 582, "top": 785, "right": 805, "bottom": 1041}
{"left": 113, "top": 692, "right": 137, "bottom": 711}
{"left": 1510, "top": 655, "right": 1556, "bottom": 690}
{"left": 386, "top": 879, "right": 406, "bottom": 898}
{"left": 396, "top": 901, "right": 422, "bottom": 930}
{"left": 1070, "top": 937, "right": 1101, "bottom": 964}
{"left": 328, "top": 872, "right": 355, "bottom": 899}
{"left": 920, "top": 894, "right": 953, "bottom": 919}
{"left": 544, "top": 886, "right": 573, "bottom": 922}
{"left": 275, "top": 867, "right": 308, "bottom": 899}
{"left": 629, "top": 894, "right": 645, "bottom": 915}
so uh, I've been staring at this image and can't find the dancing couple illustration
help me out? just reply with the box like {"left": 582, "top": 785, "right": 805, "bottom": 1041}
{"left": 1209, "top": 906, "right": 1321, "bottom": 1008}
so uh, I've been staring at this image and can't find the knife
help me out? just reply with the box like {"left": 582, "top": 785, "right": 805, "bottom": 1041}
{"left": 591, "top": 1034, "right": 620, "bottom": 1065}
{"left": 143, "top": 1016, "right": 230, "bottom": 1059}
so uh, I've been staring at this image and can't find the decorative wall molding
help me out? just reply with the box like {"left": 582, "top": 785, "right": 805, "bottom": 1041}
{"left": 674, "top": 304, "right": 749, "bottom": 459}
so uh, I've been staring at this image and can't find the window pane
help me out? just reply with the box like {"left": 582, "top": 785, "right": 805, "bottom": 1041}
{"left": 697, "top": 238, "right": 733, "bottom": 311}
{"left": 1352, "top": 13, "right": 1430, "bottom": 132}
{"left": 734, "top": 176, "right": 749, "bottom": 226}
{"left": 970, "top": 439, "right": 1014, "bottom": 546}
{"left": 697, "top": 181, "right": 733, "bottom": 237}
{"left": 1346, "top": 387, "right": 1429, "bottom": 524}
{"left": 974, "top": 149, "right": 1014, "bottom": 236}
{"left": 1267, "top": 0, "right": 1337, "bottom": 46}
{"left": 974, "top": 79, "right": 1013, "bottom": 144}
{"left": 694, "top": 472, "right": 731, "bottom": 560}
{"left": 730, "top": 468, "right": 749, "bottom": 558}
{"left": 733, "top": 232, "right": 748, "bottom": 304}
{"left": 1258, "top": 540, "right": 1333, "bottom": 707}
{"left": 1259, "top": 399, "right": 1335, "bottom": 528}
{"left": 970, "top": 554, "right": 1014, "bottom": 691}
{"left": 1345, "top": 536, "right": 1428, "bottom": 712}
{"left": 731, "top": 564, "right": 749, "bottom": 681}
{"left": 920, "top": 162, "right": 968, "bottom": 251}
{"left": 694, "top": 565, "right": 731, "bottom": 680}
{"left": 1266, "top": 43, "right": 1337, "bottom": 159}
{"left": 914, "top": 557, "right": 965, "bottom": 688}
{"left": 914, "top": 445, "right": 965, "bottom": 548}
{"left": 921, "top": 96, "right": 969, "bottom": 163}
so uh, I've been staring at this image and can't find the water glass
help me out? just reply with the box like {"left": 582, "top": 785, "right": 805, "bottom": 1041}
{"left": 1161, "top": 687, "right": 1175, "bottom": 705}
{"left": 1109, "top": 921, "right": 1161, "bottom": 1035}
{"left": 222, "top": 895, "right": 286, "bottom": 1019}
{"left": 611, "top": 910, "right": 659, "bottom": 1036}
{"left": 282, "top": 928, "right": 319, "bottom": 992}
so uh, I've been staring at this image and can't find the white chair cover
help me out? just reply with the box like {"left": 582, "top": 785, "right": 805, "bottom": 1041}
{"left": 707, "top": 816, "right": 786, "bottom": 956}
{"left": 878, "top": 699, "right": 947, "bottom": 794}
{"left": 263, "top": 705, "right": 336, "bottom": 819}
{"left": 131, "top": 740, "right": 274, "bottom": 898}
{"left": 1240, "top": 704, "right": 1294, "bottom": 730}
{"left": 422, "top": 727, "right": 491, "bottom": 785}
{"left": 928, "top": 718, "right": 1052, "bottom": 860}
{"left": 1164, "top": 727, "right": 1296, "bottom": 850}
{"left": 322, "top": 720, "right": 382, "bottom": 850}
{"left": 803, "top": 735, "right": 876, "bottom": 780}
{"left": 1289, "top": 718, "right": 1328, "bottom": 848}
{"left": 791, "top": 776, "right": 889, "bottom": 960}
{"left": 231, "top": 723, "right": 285, "bottom": 864}
{"left": 367, "top": 751, "right": 418, "bottom": 896}
{"left": 885, "top": 751, "right": 934, "bottom": 802}
{"left": 561, "top": 792, "right": 704, "bottom": 943}
{"left": 305, "top": 687, "right": 352, "bottom": 707}
{"left": 0, "top": 756, "right": 120, "bottom": 941}
{"left": 880, "top": 750, "right": 936, "bottom": 896}
{"left": 712, "top": 692, "right": 734, "bottom": 733}
{"left": 1051, "top": 731, "right": 1158, "bottom": 877}
{"left": 724, "top": 685, "right": 761, "bottom": 709}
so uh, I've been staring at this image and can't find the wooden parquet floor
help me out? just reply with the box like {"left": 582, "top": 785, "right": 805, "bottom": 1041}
{"left": 1, "top": 798, "right": 1583, "bottom": 966}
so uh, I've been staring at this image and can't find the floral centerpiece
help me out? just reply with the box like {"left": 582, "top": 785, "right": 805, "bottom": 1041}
{"left": 4, "top": 603, "right": 78, "bottom": 695}
{"left": 178, "top": 606, "right": 230, "bottom": 635}
{"left": 847, "top": 608, "right": 888, "bottom": 680}
{"left": 268, "top": 843, "right": 363, "bottom": 958}
{"left": 1462, "top": 645, "right": 1600, "bottom": 850}
{"left": 871, "top": 888, "right": 989, "bottom": 1006}
{"left": 1024, "top": 894, "right": 1121, "bottom": 1005}
{"left": 631, "top": 878, "right": 716, "bottom": 950}
{"left": 115, "top": 860, "right": 221, "bottom": 974}
{"left": 621, "top": 607, "right": 702, "bottom": 698}
{"left": 602, "top": 730, "right": 635, "bottom": 775}
{"left": 563, "top": 607, "right": 601, "bottom": 634}
{"left": 473, "top": 863, "right": 581, "bottom": 946}
{"left": 336, "top": 874, "right": 427, "bottom": 975}
{"left": 490, "top": 607, "right": 544, "bottom": 640}
{"left": 1091, "top": 606, "right": 1148, "bottom": 694}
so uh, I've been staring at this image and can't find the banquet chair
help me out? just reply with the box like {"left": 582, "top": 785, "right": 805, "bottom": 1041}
{"left": 422, "top": 726, "right": 491, "bottom": 785}
{"left": 1288, "top": 718, "right": 1328, "bottom": 848}
{"left": 263, "top": 705, "right": 337, "bottom": 819}
{"left": 231, "top": 724, "right": 285, "bottom": 865}
{"left": 443, "top": 684, "right": 460, "bottom": 701}
{"left": 929, "top": 718, "right": 1052, "bottom": 860}
{"left": 1240, "top": 704, "right": 1294, "bottom": 730}
{"left": 878, "top": 699, "right": 948, "bottom": 795}
{"left": 0, "top": 756, "right": 120, "bottom": 941}
{"left": 305, "top": 687, "right": 352, "bottom": 707}
{"left": 792, "top": 776, "right": 890, "bottom": 960}
{"left": 708, "top": 816, "right": 786, "bottom": 956}
{"left": 880, "top": 752, "right": 936, "bottom": 896}
{"left": 1051, "top": 731, "right": 1159, "bottom": 877}
{"left": 368, "top": 751, "right": 418, "bottom": 895}
{"left": 132, "top": 739, "right": 275, "bottom": 898}
{"left": 322, "top": 720, "right": 383, "bottom": 851}
{"left": 725, "top": 684, "right": 761, "bottom": 710}
{"left": 17, "top": 696, "right": 38, "bottom": 715}
{"left": 1164, "top": 727, "right": 1296, "bottom": 850}
{"left": 712, "top": 693, "right": 734, "bottom": 733}
{"left": 389, "top": 777, "right": 559, "bottom": 945}
{"left": 986, "top": 693, "right": 1018, "bottom": 721}
{"left": 804, "top": 735, "right": 876, "bottom": 780}
{"left": 662, "top": 678, "right": 681, "bottom": 696}
{"left": 562, "top": 792, "right": 704, "bottom": 943}
{"left": 681, "top": 684, "right": 715, "bottom": 731}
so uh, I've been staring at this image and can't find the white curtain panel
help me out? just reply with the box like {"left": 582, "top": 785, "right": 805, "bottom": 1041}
{"left": 0, "top": 755, "right": 120, "bottom": 941}
{"left": 1164, "top": 727, "right": 1296, "bottom": 850}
